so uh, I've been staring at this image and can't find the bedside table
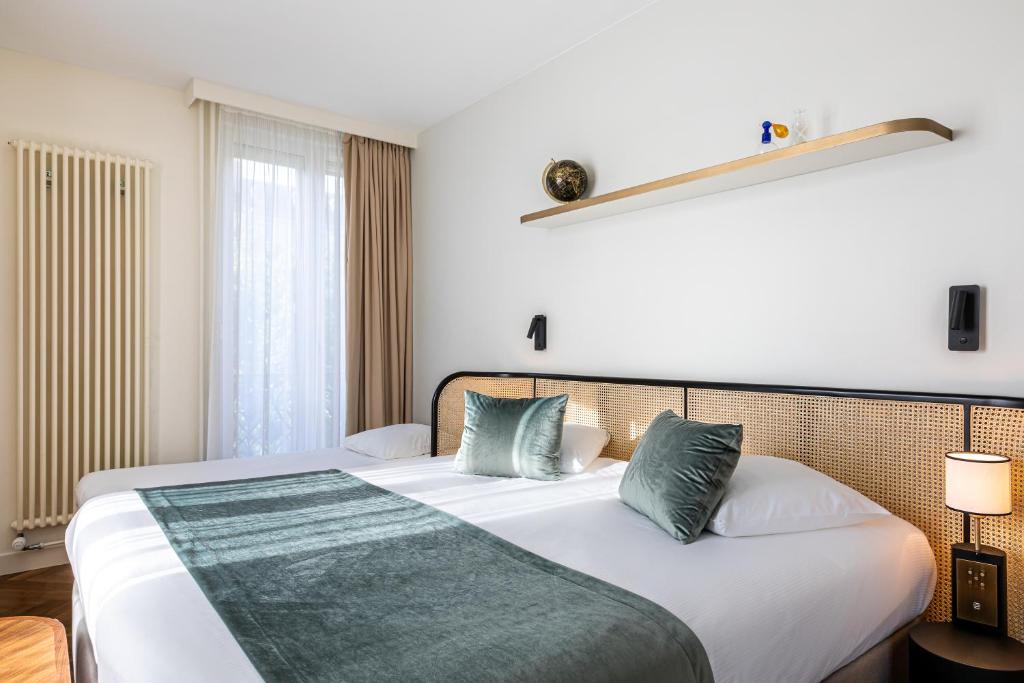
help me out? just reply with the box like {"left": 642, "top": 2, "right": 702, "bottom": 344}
{"left": 909, "top": 622, "right": 1024, "bottom": 682}
{"left": 0, "top": 616, "right": 71, "bottom": 682}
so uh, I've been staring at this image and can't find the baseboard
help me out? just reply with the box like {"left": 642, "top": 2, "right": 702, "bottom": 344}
{"left": 0, "top": 545, "right": 69, "bottom": 576}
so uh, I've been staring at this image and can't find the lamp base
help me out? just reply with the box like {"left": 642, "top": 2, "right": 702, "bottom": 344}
{"left": 951, "top": 543, "right": 1007, "bottom": 636}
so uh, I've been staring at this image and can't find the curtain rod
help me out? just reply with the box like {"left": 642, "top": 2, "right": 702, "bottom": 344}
{"left": 184, "top": 78, "right": 419, "bottom": 149}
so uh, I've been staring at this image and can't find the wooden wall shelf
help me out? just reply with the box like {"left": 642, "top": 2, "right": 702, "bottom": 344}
{"left": 520, "top": 118, "right": 953, "bottom": 228}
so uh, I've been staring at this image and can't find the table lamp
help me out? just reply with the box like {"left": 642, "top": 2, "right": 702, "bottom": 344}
{"left": 945, "top": 451, "right": 1012, "bottom": 635}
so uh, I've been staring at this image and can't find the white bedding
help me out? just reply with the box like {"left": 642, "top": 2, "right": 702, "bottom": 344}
{"left": 68, "top": 450, "right": 936, "bottom": 683}
{"left": 74, "top": 447, "right": 399, "bottom": 505}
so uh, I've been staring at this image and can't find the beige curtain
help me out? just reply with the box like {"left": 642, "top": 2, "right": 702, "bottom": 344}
{"left": 343, "top": 134, "right": 413, "bottom": 434}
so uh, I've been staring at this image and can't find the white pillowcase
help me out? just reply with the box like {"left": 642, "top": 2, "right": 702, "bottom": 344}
{"left": 344, "top": 423, "right": 431, "bottom": 460}
{"left": 560, "top": 423, "right": 610, "bottom": 473}
{"left": 706, "top": 455, "right": 889, "bottom": 537}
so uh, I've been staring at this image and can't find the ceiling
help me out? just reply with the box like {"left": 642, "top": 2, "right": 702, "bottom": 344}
{"left": 0, "top": 0, "right": 654, "bottom": 134}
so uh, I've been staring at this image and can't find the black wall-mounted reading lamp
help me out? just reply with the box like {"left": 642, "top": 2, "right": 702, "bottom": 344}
{"left": 948, "top": 285, "right": 980, "bottom": 351}
{"left": 527, "top": 314, "right": 547, "bottom": 351}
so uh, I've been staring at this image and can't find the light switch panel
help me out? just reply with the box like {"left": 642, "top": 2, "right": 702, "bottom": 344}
{"left": 956, "top": 557, "right": 999, "bottom": 627}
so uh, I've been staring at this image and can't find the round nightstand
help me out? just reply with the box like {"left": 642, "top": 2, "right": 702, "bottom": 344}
{"left": 909, "top": 622, "right": 1024, "bottom": 682}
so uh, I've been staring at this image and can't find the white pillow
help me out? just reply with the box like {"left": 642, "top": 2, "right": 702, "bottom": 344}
{"left": 560, "top": 423, "right": 610, "bottom": 473}
{"left": 706, "top": 456, "right": 889, "bottom": 537}
{"left": 344, "top": 423, "right": 431, "bottom": 460}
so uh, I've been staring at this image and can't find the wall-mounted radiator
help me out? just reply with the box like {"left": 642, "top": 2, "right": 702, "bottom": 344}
{"left": 10, "top": 141, "right": 151, "bottom": 531}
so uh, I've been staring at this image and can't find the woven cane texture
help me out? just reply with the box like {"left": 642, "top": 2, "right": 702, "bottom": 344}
{"left": 687, "top": 389, "right": 964, "bottom": 625}
{"left": 434, "top": 376, "right": 534, "bottom": 454}
{"left": 535, "top": 380, "right": 684, "bottom": 460}
{"left": 968, "top": 405, "right": 1024, "bottom": 641}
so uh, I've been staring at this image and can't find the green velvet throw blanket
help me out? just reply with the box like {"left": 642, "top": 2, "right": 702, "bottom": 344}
{"left": 138, "top": 470, "right": 713, "bottom": 683}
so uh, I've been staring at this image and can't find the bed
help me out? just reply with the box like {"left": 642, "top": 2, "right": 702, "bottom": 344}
{"left": 69, "top": 450, "right": 934, "bottom": 683}
{"left": 66, "top": 370, "right": 1024, "bottom": 682}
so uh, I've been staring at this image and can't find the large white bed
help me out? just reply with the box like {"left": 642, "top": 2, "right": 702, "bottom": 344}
{"left": 68, "top": 447, "right": 936, "bottom": 683}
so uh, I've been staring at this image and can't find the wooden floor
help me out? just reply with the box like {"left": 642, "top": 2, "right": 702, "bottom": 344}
{"left": 0, "top": 564, "right": 74, "bottom": 642}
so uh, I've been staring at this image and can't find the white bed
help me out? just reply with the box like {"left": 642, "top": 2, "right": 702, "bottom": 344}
{"left": 68, "top": 449, "right": 936, "bottom": 683}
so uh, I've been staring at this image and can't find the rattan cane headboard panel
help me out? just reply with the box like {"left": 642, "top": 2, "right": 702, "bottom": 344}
{"left": 434, "top": 375, "right": 534, "bottom": 454}
{"left": 687, "top": 388, "right": 965, "bottom": 625}
{"left": 535, "top": 379, "right": 684, "bottom": 460}
{"left": 969, "top": 406, "right": 1024, "bottom": 640}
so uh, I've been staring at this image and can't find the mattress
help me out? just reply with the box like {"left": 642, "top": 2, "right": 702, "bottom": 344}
{"left": 67, "top": 451, "right": 936, "bottom": 683}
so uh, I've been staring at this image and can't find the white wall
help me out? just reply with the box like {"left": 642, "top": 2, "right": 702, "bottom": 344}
{"left": 0, "top": 48, "right": 200, "bottom": 570}
{"left": 411, "top": 0, "right": 1024, "bottom": 422}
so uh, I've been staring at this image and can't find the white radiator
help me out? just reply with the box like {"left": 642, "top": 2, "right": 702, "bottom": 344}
{"left": 10, "top": 141, "right": 151, "bottom": 530}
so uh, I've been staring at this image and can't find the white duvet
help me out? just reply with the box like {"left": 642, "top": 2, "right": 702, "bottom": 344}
{"left": 68, "top": 449, "right": 936, "bottom": 683}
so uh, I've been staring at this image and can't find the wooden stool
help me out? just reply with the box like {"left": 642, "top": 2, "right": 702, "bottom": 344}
{"left": 0, "top": 617, "right": 71, "bottom": 682}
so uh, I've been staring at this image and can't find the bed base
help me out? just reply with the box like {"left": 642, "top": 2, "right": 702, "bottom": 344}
{"left": 823, "top": 618, "right": 920, "bottom": 683}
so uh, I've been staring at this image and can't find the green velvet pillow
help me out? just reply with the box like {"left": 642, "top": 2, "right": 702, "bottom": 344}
{"left": 619, "top": 410, "right": 742, "bottom": 543}
{"left": 454, "top": 391, "right": 568, "bottom": 481}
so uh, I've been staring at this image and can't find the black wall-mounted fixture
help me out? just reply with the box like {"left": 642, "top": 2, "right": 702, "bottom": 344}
{"left": 948, "top": 285, "right": 980, "bottom": 351}
{"left": 527, "top": 314, "right": 547, "bottom": 351}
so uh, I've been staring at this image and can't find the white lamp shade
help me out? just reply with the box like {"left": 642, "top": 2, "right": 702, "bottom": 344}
{"left": 945, "top": 452, "right": 1012, "bottom": 515}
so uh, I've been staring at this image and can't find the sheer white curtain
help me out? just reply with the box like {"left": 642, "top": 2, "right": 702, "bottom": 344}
{"left": 207, "top": 107, "right": 345, "bottom": 459}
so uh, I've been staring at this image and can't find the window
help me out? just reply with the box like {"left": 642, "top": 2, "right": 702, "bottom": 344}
{"left": 207, "top": 109, "right": 344, "bottom": 458}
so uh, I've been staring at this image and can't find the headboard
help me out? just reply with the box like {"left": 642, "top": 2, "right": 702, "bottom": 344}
{"left": 431, "top": 371, "right": 1024, "bottom": 642}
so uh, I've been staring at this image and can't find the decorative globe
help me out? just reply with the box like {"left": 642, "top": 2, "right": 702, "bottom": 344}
{"left": 542, "top": 159, "right": 589, "bottom": 203}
